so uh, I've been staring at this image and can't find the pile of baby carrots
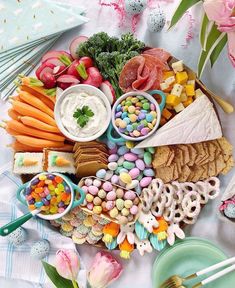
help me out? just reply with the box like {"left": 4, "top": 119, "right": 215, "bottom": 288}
{"left": 2, "top": 77, "right": 73, "bottom": 152}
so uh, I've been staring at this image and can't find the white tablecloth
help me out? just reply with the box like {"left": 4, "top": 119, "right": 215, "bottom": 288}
{"left": 1, "top": 1, "right": 235, "bottom": 287}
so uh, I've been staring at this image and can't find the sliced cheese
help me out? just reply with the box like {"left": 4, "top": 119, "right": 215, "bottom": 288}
{"left": 136, "top": 95, "right": 222, "bottom": 148}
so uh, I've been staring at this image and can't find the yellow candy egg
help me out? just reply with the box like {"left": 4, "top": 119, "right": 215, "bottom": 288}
{"left": 135, "top": 110, "right": 140, "bottom": 115}
{"left": 93, "top": 206, "right": 102, "bottom": 214}
{"left": 121, "top": 207, "right": 130, "bottom": 216}
{"left": 86, "top": 194, "right": 94, "bottom": 203}
{"left": 152, "top": 118, "right": 157, "bottom": 126}
{"left": 131, "top": 97, "right": 138, "bottom": 104}
{"left": 126, "top": 141, "right": 135, "bottom": 149}
{"left": 124, "top": 200, "right": 133, "bottom": 209}
{"left": 123, "top": 106, "right": 128, "bottom": 112}
{"left": 120, "top": 172, "right": 132, "bottom": 184}
{"left": 109, "top": 207, "right": 119, "bottom": 218}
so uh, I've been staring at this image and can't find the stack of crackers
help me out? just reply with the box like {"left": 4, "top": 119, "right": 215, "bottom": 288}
{"left": 153, "top": 137, "right": 234, "bottom": 183}
{"left": 73, "top": 141, "right": 108, "bottom": 177}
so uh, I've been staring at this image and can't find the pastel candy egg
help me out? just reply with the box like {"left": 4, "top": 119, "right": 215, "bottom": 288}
{"left": 129, "top": 167, "right": 140, "bottom": 179}
{"left": 116, "top": 111, "right": 122, "bottom": 118}
{"left": 126, "top": 125, "right": 133, "bottom": 132}
{"left": 88, "top": 186, "right": 99, "bottom": 196}
{"left": 104, "top": 170, "right": 114, "bottom": 181}
{"left": 143, "top": 168, "right": 155, "bottom": 177}
{"left": 96, "top": 169, "right": 107, "bottom": 179}
{"left": 116, "top": 198, "right": 124, "bottom": 210}
{"left": 144, "top": 152, "right": 152, "bottom": 165}
{"left": 30, "top": 239, "right": 50, "bottom": 260}
{"left": 109, "top": 146, "right": 118, "bottom": 154}
{"left": 93, "top": 206, "right": 102, "bottom": 214}
{"left": 126, "top": 141, "right": 135, "bottom": 149}
{"left": 124, "top": 153, "right": 138, "bottom": 162}
{"left": 116, "top": 188, "right": 124, "bottom": 198}
{"left": 140, "top": 177, "right": 152, "bottom": 187}
{"left": 85, "top": 178, "right": 93, "bottom": 186}
{"left": 135, "top": 159, "right": 145, "bottom": 171}
{"left": 87, "top": 203, "right": 94, "bottom": 210}
{"left": 124, "top": 199, "right": 133, "bottom": 209}
{"left": 101, "top": 201, "right": 108, "bottom": 212}
{"left": 128, "top": 105, "right": 136, "bottom": 113}
{"left": 124, "top": 190, "right": 136, "bottom": 200}
{"left": 130, "top": 205, "right": 139, "bottom": 215}
{"left": 115, "top": 118, "right": 121, "bottom": 127}
{"left": 116, "top": 104, "right": 122, "bottom": 112}
{"left": 133, "top": 130, "right": 141, "bottom": 137}
{"left": 102, "top": 182, "right": 113, "bottom": 192}
{"left": 123, "top": 161, "right": 135, "bottom": 170}
{"left": 141, "top": 127, "right": 150, "bottom": 136}
{"left": 117, "top": 156, "right": 125, "bottom": 166}
{"left": 121, "top": 207, "right": 130, "bottom": 216}
{"left": 117, "top": 215, "right": 128, "bottom": 225}
{"left": 111, "top": 175, "right": 119, "bottom": 185}
{"left": 119, "top": 120, "right": 127, "bottom": 129}
{"left": 123, "top": 117, "right": 131, "bottom": 124}
{"left": 106, "top": 201, "right": 115, "bottom": 210}
{"left": 93, "top": 197, "right": 102, "bottom": 206}
{"left": 129, "top": 114, "right": 138, "bottom": 122}
{"left": 126, "top": 180, "right": 139, "bottom": 189}
{"left": 108, "top": 154, "right": 119, "bottom": 162}
{"left": 117, "top": 146, "right": 129, "bottom": 156}
{"left": 120, "top": 172, "right": 132, "bottom": 184}
{"left": 106, "top": 191, "right": 117, "bottom": 201}
{"left": 93, "top": 179, "right": 102, "bottom": 188}
{"left": 7, "top": 227, "right": 27, "bottom": 246}
{"left": 119, "top": 168, "right": 128, "bottom": 174}
{"left": 107, "top": 141, "right": 117, "bottom": 149}
{"left": 98, "top": 189, "right": 106, "bottom": 199}
{"left": 131, "top": 147, "right": 144, "bottom": 155}
{"left": 109, "top": 207, "right": 119, "bottom": 218}
{"left": 108, "top": 162, "right": 118, "bottom": 171}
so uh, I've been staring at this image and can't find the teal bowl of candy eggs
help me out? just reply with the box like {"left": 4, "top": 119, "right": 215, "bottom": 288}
{"left": 111, "top": 90, "right": 166, "bottom": 141}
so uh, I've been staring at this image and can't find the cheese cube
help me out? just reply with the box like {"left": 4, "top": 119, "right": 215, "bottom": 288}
{"left": 180, "top": 92, "right": 188, "bottom": 102}
{"left": 174, "top": 103, "right": 185, "bottom": 113}
{"left": 165, "top": 104, "right": 173, "bottom": 110}
{"left": 183, "top": 97, "right": 193, "bottom": 107}
{"left": 176, "top": 71, "right": 188, "bottom": 85}
{"left": 162, "top": 108, "right": 172, "bottom": 120}
{"left": 171, "top": 84, "right": 183, "bottom": 97}
{"left": 172, "top": 60, "right": 184, "bottom": 73}
{"left": 165, "top": 76, "right": 175, "bottom": 86}
{"left": 160, "top": 116, "right": 167, "bottom": 126}
{"left": 185, "top": 84, "right": 195, "bottom": 96}
{"left": 160, "top": 82, "right": 169, "bottom": 91}
{"left": 187, "top": 80, "right": 195, "bottom": 88}
{"left": 163, "top": 71, "right": 175, "bottom": 80}
{"left": 195, "top": 88, "right": 205, "bottom": 98}
{"left": 166, "top": 94, "right": 181, "bottom": 106}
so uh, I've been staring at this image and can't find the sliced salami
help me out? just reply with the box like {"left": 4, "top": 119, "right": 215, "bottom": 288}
{"left": 143, "top": 48, "right": 171, "bottom": 63}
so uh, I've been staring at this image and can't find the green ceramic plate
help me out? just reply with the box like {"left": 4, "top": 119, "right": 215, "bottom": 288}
{"left": 152, "top": 237, "right": 235, "bottom": 288}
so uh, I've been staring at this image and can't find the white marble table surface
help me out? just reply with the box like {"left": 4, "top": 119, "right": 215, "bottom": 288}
{"left": 1, "top": 0, "right": 235, "bottom": 287}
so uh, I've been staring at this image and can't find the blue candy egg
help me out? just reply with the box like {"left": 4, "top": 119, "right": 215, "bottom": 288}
{"left": 7, "top": 227, "right": 27, "bottom": 246}
{"left": 30, "top": 239, "right": 50, "bottom": 260}
{"left": 147, "top": 8, "right": 166, "bottom": 33}
{"left": 125, "top": 0, "right": 147, "bottom": 15}
{"left": 96, "top": 169, "right": 107, "bottom": 179}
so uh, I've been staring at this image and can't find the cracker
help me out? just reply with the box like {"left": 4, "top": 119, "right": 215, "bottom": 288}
{"left": 153, "top": 146, "right": 172, "bottom": 168}
{"left": 76, "top": 161, "right": 108, "bottom": 177}
{"left": 200, "top": 163, "right": 209, "bottom": 179}
{"left": 165, "top": 146, "right": 175, "bottom": 166}
{"left": 207, "top": 161, "right": 216, "bottom": 177}
{"left": 155, "top": 166, "right": 175, "bottom": 183}
{"left": 221, "top": 156, "right": 234, "bottom": 175}
{"left": 178, "top": 165, "right": 191, "bottom": 182}
{"left": 215, "top": 154, "right": 226, "bottom": 175}
{"left": 193, "top": 143, "right": 206, "bottom": 165}
{"left": 190, "top": 166, "right": 205, "bottom": 182}
{"left": 178, "top": 145, "right": 190, "bottom": 165}
{"left": 187, "top": 144, "right": 197, "bottom": 166}
{"left": 217, "top": 137, "right": 233, "bottom": 154}
{"left": 207, "top": 142, "right": 217, "bottom": 162}
{"left": 197, "top": 142, "right": 210, "bottom": 166}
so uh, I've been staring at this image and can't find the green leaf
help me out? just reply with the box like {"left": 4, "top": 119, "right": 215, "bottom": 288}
{"left": 73, "top": 109, "right": 83, "bottom": 119}
{"left": 200, "top": 13, "right": 209, "bottom": 50}
{"left": 76, "top": 63, "right": 88, "bottom": 80}
{"left": 210, "top": 33, "right": 228, "bottom": 67}
{"left": 59, "top": 55, "right": 72, "bottom": 66}
{"left": 169, "top": 0, "right": 202, "bottom": 29}
{"left": 42, "top": 261, "right": 74, "bottom": 288}
{"left": 73, "top": 106, "right": 94, "bottom": 128}
{"left": 197, "top": 23, "right": 225, "bottom": 78}
{"left": 82, "top": 106, "right": 94, "bottom": 117}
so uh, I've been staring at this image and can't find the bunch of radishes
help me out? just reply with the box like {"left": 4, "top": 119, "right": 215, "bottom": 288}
{"left": 35, "top": 36, "right": 116, "bottom": 104}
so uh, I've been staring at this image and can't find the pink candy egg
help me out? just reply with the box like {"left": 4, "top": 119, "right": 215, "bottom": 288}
{"left": 85, "top": 178, "right": 93, "bottom": 186}
{"left": 135, "top": 159, "right": 145, "bottom": 171}
{"left": 88, "top": 185, "right": 99, "bottom": 195}
{"left": 93, "top": 179, "right": 102, "bottom": 188}
{"left": 81, "top": 185, "right": 88, "bottom": 193}
{"left": 108, "top": 154, "right": 119, "bottom": 162}
{"left": 106, "top": 200, "right": 115, "bottom": 210}
{"left": 140, "top": 177, "right": 152, "bottom": 187}
{"left": 102, "top": 182, "right": 113, "bottom": 192}
{"left": 129, "top": 167, "right": 140, "bottom": 179}
{"left": 87, "top": 203, "right": 94, "bottom": 210}
{"left": 130, "top": 205, "right": 138, "bottom": 215}
{"left": 106, "top": 191, "right": 116, "bottom": 201}
{"left": 124, "top": 190, "right": 136, "bottom": 200}
{"left": 111, "top": 175, "right": 119, "bottom": 184}
{"left": 124, "top": 153, "right": 138, "bottom": 162}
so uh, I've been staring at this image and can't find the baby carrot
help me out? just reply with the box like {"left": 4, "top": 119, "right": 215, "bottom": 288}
{"left": 15, "top": 135, "right": 64, "bottom": 148}
{"left": 19, "top": 116, "right": 61, "bottom": 133}
{"left": 11, "top": 100, "right": 56, "bottom": 126}
{"left": 19, "top": 91, "right": 54, "bottom": 118}
{"left": 8, "top": 109, "right": 21, "bottom": 120}
{"left": 9, "top": 141, "right": 43, "bottom": 152}
{"left": 6, "top": 120, "right": 65, "bottom": 142}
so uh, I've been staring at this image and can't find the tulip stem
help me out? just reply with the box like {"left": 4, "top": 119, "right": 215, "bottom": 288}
{"left": 72, "top": 279, "right": 79, "bottom": 288}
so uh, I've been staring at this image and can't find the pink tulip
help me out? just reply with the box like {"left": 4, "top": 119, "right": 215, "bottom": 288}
{"left": 87, "top": 251, "right": 123, "bottom": 288}
{"left": 55, "top": 249, "right": 80, "bottom": 286}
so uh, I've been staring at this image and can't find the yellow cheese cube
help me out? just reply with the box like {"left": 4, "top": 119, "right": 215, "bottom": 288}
{"left": 174, "top": 103, "right": 185, "bottom": 113}
{"left": 195, "top": 88, "right": 205, "bottom": 98}
{"left": 166, "top": 94, "right": 181, "bottom": 106}
{"left": 165, "top": 76, "right": 175, "bottom": 86}
{"left": 187, "top": 80, "right": 195, "bottom": 88}
{"left": 171, "top": 84, "right": 183, "bottom": 97}
{"left": 183, "top": 97, "right": 193, "bottom": 107}
{"left": 180, "top": 92, "right": 188, "bottom": 102}
{"left": 185, "top": 84, "right": 195, "bottom": 96}
{"left": 172, "top": 60, "right": 184, "bottom": 73}
{"left": 160, "top": 82, "right": 169, "bottom": 91}
{"left": 163, "top": 71, "right": 175, "bottom": 80}
{"left": 176, "top": 71, "right": 188, "bottom": 85}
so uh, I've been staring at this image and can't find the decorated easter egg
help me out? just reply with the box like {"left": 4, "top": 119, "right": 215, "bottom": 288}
{"left": 125, "top": 0, "right": 147, "bottom": 15}
{"left": 147, "top": 8, "right": 166, "bottom": 32}
{"left": 224, "top": 203, "right": 235, "bottom": 218}
{"left": 7, "top": 227, "right": 27, "bottom": 246}
{"left": 96, "top": 169, "right": 107, "bottom": 179}
{"left": 30, "top": 239, "right": 50, "bottom": 260}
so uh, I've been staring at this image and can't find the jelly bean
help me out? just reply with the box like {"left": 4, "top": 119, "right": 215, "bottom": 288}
{"left": 47, "top": 174, "right": 55, "bottom": 180}
{"left": 46, "top": 195, "right": 51, "bottom": 200}
{"left": 61, "top": 193, "right": 69, "bottom": 201}
{"left": 106, "top": 191, "right": 116, "bottom": 201}
{"left": 48, "top": 184, "right": 55, "bottom": 191}
{"left": 116, "top": 104, "right": 122, "bottom": 112}
{"left": 120, "top": 172, "right": 132, "bottom": 184}
{"left": 64, "top": 185, "right": 71, "bottom": 193}
{"left": 39, "top": 174, "right": 47, "bottom": 181}
{"left": 42, "top": 198, "right": 50, "bottom": 206}
{"left": 135, "top": 159, "right": 145, "bottom": 171}
{"left": 116, "top": 199, "right": 124, "bottom": 210}
{"left": 107, "top": 141, "right": 116, "bottom": 150}
{"left": 116, "top": 188, "right": 124, "bottom": 199}
{"left": 31, "top": 178, "right": 40, "bottom": 185}
{"left": 39, "top": 193, "right": 46, "bottom": 198}
{"left": 131, "top": 148, "right": 144, "bottom": 155}
{"left": 106, "top": 201, "right": 115, "bottom": 210}
{"left": 144, "top": 152, "right": 152, "bottom": 165}
{"left": 141, "top": 127, "right": 150, "bottom": 136}
{"left": 109, "top": 207, "right": 119, "bottom": 218}
{"left": 148, "top": 123, "right": 154, "bottom": 129}
{"left": 138, "top": 112, "right": 146, "bottom": 120}
{"left": 127, "top": 105, "right": 135, "bottom": 113}
{"left": 108, "top": 162, "right": 118, "bottom": 171}
{"left": 104, "top": 170, "right": 113, "bottom": 180}
{"left": 35, "top": 187, "right": 43, "bottom": 194}
{"left": 55, "top": 188, "right": 60, "bottom": 195}
{"left": 35, "top": 201, "right": 43, "bottom": 208}
{"left": 28, "top": 204, "right": 35, "bottom": 210}
{"left": 124, "top": 153, "right": 138, "bottom": 162}
{"left": 108, "top": 154, "right": 119, "bottom": 162}
{"left": 88, "top": 186, "right": 99, "bottom": 195}
{"left": 136, "top": 102, "right": 142, "bottom": 107}
{"left": 115, "top": 111, "right": 122, "bottom": 118}
{"left": 137, "top": 124, "right": 144, "bottom": 131}
{"left": 37, "top": 181, "right": 45, "bottom": 188}
{"left": 143, "top": 168, "right": 155, "bottom": 177}
{"left": 55, "top": 176, "right": 63, "bottom": 184}
{"left": 119, "top": 120, "right": 127, "bottom": 129}
{"left": 126, "top": 124, "right": 133, "bottom": 132}
{"left": 123, "top": 161, "right": 135, "bottom": 170}
{"left": 137, "top": 172, "right": 144, "bottom": 181}
{"left": 25, "top": 187, "right": 32, "bottom": 195}
{"left": 57, "top": 183, "right": 64, "bottom": 191}
{"left": 143, "top": 102, "right": 150, "bottom": 110}
{"left": 133, "top": 130, "right": 140, "bottom": 137}
{"left": 45, "top": 179, "right": 52, "bottom": 185}
{"left": 28, "top": 199, "right": 35, "bottom": 205}
{"left": 121, "top": 208, "right": 129, "bottom": 216}
{"left": 58, "top": 207, "right": 65, "bottom": 213}
{"left": 102, "top": 182, "right": 113, "bottom": 192}
{"left": 140, "top": 177, "right": 152, "bottom": 187}
{"left": 121, "top": 111, "right": 128, "bottom": 119}
{"left": 117, "top": 156, "right": 125, "bottom": 166}
{"left": 129, "top": 167, "right": 140, "bottom": 179}
{"left": 117, "top": 146, "right": 129, "bottom": 156}
{"left": 135, "top": 184, "right": 142, "bottom": 195}
{"left": 110, "top": 148, "right": 118, "bottom": 155}
{"left": 44, "top": 187, "right": 50, "bottom": 195}
{"left": 150, "top": 103, "right": 156, "bottom": 111}
{"left": 50, "top": 206, "right": 58, "bottom": 214}
{"left": 129, "top": 114, "right": 138, "bottom": 123}
{"left": 124, "top": 190, "right": 136, "bottom": 200}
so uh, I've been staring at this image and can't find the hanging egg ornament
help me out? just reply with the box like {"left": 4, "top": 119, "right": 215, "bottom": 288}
{"left": 124, "top": 0, "right": 147, "bottom": 15}
{"left": 147, "top": 9, "right": 166, "bottom": 32}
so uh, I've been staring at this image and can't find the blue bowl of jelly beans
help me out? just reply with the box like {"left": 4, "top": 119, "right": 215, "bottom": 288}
{"left": 112, "top": 91, "right": 165, "bottom": 141}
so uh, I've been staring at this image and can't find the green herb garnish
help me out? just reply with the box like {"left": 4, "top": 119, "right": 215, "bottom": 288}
{"left": 73, "top": 105, "right": 94, "bottom": 128}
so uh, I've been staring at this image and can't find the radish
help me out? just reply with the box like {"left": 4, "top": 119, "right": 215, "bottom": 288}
{"left": 69, "top": 36, "right": 88, "bottom": 59}
{"left": 66, "top": 60, "right": 81, "bottom": 79}
{"left": 41, "top": 72, "right": 56, "bottom": 89}
{"left": 82, "top": 67, "right": 103, "bottom": 88}
{"left": 100, "top": 80, "right": 116, "bottom": 105}
{"left": 57, "top": 75, "right": 80, "bottom": 90}
{"left": 43, "top": 58, "right": 67, "bottom": 76}
{"left": 36, "top": 62, "right": 54, "bottom": 80}
{"left": 79, "top": 56, "right": 93, "bottom": 68}
{"left": 42, "top": 50, "right": 72, "bottom": 63}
